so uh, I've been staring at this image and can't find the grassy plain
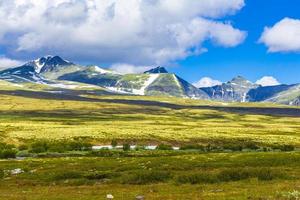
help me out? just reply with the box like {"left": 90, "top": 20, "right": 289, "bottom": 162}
{"left": 0, "top": 89, "right": 299, "bottom": 147}
{"left": 0, "top": 86, "right": 300, "bottom": 199}
{"left": 1, "top": 152, "right": 300, "bottom": 199}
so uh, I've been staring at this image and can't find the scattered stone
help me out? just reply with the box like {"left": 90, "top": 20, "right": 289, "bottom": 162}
{"left": 10, "top": 168, "right": 24, "bottom": 175}
{"left": 136, "top": 195, "right": 144, "bottom": 200}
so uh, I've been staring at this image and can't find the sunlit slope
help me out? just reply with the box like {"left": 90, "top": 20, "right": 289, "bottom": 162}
{"left": 0, "top": 91, "right": 299, "bottom": 146}
{"left": 265, "top": 84, "right": 300, "bottom": 105}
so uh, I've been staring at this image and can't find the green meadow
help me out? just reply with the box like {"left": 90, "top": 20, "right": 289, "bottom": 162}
{"left": 0, "top": 91, "right": 299, "bottom": 147}
{"left": 1, "top": 152, "right": 300, "bottom": 199}
{"left": 0, "top": 88, "right": 300, "bottom": 199}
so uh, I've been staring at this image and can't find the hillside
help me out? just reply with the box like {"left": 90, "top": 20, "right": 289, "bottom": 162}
{"left": 0, "top": 55, "right": 299, "bottom": 106}
{"left": 0, "top": 56, "right": 209, "bottom": 99}
{"left": 201, "top": 76, "right": 258, "bottom": 102}
{"left": 0, "top": 85, "right": 299, "bottom": 146}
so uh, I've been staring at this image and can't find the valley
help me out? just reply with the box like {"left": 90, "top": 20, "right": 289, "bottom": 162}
{"left": 0, "top": 56, "right": 299, "bottom": 200}
{"left": 1, "top": 1, "right": 300, "bottom": 199}
{"left": 0, "top": 56, "right": 299, "bottom": 106}
{"left": 0, "top": 88, "right": 299, "bottom": 146}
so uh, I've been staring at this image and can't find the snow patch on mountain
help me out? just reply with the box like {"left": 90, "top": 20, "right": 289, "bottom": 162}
{"left": 94, "top": 66, "right": 111, "bottom": 74}
{"left": 33, "top": 59, "right": 44, "bottom": 73}
{"left": 47, "top": 83, "right": 78, "bottom": 89}
{"left": 106, "top": 74, "right": 160, "bottom": 95}
{"left": 106, "top": 86, "right": 132, "bottom": 94}
{"left": 133, "top": 74, "right": 160, "bottom": 95}
{"left": 173, "top": 74, "right": 181, "bottom": 88}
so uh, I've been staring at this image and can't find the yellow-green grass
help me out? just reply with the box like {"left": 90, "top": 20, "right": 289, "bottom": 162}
{"left": 2, "top": 182, "right": 300, "bottom": 200}
{"left": 0, "top": 92, "right": 299, "bottom": 146}
{"left": 1, "top": 152, "right": 300, "bottom": 199}
{"left": 88, "top": 93, "right": 300, "bottom": 109}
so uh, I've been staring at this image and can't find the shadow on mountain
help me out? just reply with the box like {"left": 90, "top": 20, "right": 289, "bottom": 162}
{"left": 0, "top": 90, "right": 299, "bottom": 117}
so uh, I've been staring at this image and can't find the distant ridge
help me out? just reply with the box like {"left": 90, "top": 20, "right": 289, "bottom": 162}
{"left": 0, "top": 56, "right": 299, "bottom": 105}
{"left": 144, "top": 66, "right": 168, "bottom": 74}
{"left": 200, "top": 75, "right": 258, "bottom": 102}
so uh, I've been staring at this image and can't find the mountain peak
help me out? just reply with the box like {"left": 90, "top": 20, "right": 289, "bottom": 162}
{"left": 144, "top": 66, "right": 168, "bottom": 74}
{"left": 25, "top": 55, "right": 73, "bottom": 73}
{"left": 229, "top": 76, "right": 252, "bottom": 84}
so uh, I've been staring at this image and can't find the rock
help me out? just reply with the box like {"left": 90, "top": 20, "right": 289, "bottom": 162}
{"left": 136, "top": 195, "right": 144, "bottom": 200}
{"left": 106, "top": 194, "right": 114, "bottom": 199}
{"left": 10, "top": 168, "right": 24, "bottom": 175}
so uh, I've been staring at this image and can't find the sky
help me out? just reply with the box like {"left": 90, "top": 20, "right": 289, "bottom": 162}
{"left": 0, "top": 0, "right": 299, "bottom": 87}
{"left": 175, "top": 0, "right": 300, "bottom": 86}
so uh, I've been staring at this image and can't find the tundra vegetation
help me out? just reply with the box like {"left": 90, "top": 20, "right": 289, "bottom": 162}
{"left": 0, "top": 91, "right": 300, "bottom": 199}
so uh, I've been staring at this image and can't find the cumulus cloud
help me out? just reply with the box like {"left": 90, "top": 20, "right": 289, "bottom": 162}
{"left": 193, "top": 77, "right": 222, "bottom": 88}
{"left": 256, "top": 76, "right": 280, "bottom": 86}
{"left": 110, "top": 63, "right": 152, "bottom": 74}
{"left": 0, "top": 0, "right": 246, "bottom": 66}
{"left": 259, "top": 18, "right": 300, "bottom": 52}
{"left": 0, "top": 56, "right": 23, "bottom": 69}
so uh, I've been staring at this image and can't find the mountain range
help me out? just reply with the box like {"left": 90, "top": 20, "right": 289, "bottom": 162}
{"left": 0, "top": 55, "right": 299, "bottom": 106}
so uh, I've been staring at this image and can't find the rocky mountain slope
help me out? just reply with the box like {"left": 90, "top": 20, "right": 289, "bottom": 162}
{"left": 0, "top": 55, "right": 298, "bottom": 105}
{"left": 200, "top": 78, "right": 300, "bottom": 106}
{"left": 200, "top": 76, "right": 259, "bottom": 102}
{"left": 59, "top": 65, "right": 209, "bottom": 99}
{"left": 0, "top": 56, "right": 208, "bottom": 99}
{"left": 262, "top": 84, "right": 300, "bottom": 105}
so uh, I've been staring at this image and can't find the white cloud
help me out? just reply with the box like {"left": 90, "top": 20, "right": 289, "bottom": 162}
{"left": 256, "top": 76, "right": 280, "bottom": 86}
{"left": 110, "top": 63, "right": 152, "bottom": 74}
{"left": 193, "top": 77, "right": 222, "bottom": 88}
{"left": 0, "top": 56, "right": 23, "bottom": 69}
{"left": 0, "top": 0, "right": 246, "bottom": 66}
{"left": 259, "top": 18, "right": 300, "bottom": 52}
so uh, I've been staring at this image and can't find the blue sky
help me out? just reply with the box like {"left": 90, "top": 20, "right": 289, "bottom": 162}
{"left": 173, "top": 0, "right": 300, "bottom": 85}
{"left": 0, "top": 0, "right": 299, "bottom": 86}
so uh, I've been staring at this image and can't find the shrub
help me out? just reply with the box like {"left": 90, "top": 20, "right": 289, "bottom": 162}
{"left": 89, "top": 149, "right": 124, "bottom": 157}
{"left": 135, "top": 145, "right": 146, "bottom": 151}
{"left": 89, "top": 149, "right": 114, "bottom": 157}
{"left": 123, "top": 144, "right": 131, "bottom": 151}
{"left": 30, "top": 140, "right": 49, "bottom": 153}
{"left": 29, "top": 140, "right": 92, "bottom": 153}
{"left": 206, "top": 144, "right": 212, "bottom": 152}
{"left": 16, "top": 150, "right": 32, "bottom": 158}
{"left": 156, "top": 144, "right": 173, "bottom": 150}
{"left": 263, "top": 147, "right": 271, "bottom": 152}
{"left": 218, "top": 169, "right": 251, "bottom": 182}
{"left": 271, "top": 144, "right": 295, "bottom": 152}
{"left": 222, "top": 144, "right": 243, "bottom": 151}
{"left": 68, "top": 140, "right": 92, "bottom": 151}
{"left": 176, "top": 173, "right": 218, "bottom": 184}
{"left": 111, "top": 140, "right": 118, "bottom": 148}
{"left": 84, "top": 172, "right": 114, "bottom": 180}
{"left": 18, "top": 144, "right": 28, "bottom": 151}
{"left": 218, "top": 168, "right": 280, "bottom": 182}
{"left": 0, "top": 143, "right": 17, "bottom": 158}
{"left": 176, "top": 168, "right": 281, "bottom": 185}
{"left": 0, "top": 170, "right": 4, "bottom": 179}
{"left": 52, "top": 171, "right": 83, "bottom": 181}
{"left": 48, "top": 142, "right": 67, "bottom": 153}
{"left": 0, "top": 143, "right": 15, "bottom": 150}
{"left": 0, "top": 149, "right": 17, "bottom": 159}
{"left": 122, "top": 171, "right": 171, "bottom": 184}
{"left": 255, "top": 168, "right": 277, "bottom": 181}
{"left": 244, "top": 142, "right": 260, "bottom": 150}
{"left": 0, "top": 143, "right": 17, "bottom": 159}
{"left": 180, "top": 144, "right": 205, "bottom": 151}
{"left": 280, "top": 145, "right": 295, "bottom": 152}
